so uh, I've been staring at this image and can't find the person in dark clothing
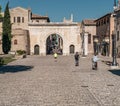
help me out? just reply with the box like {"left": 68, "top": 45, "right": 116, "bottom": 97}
{"left": 74, "top": 52, "right": 79, "bottom": 66}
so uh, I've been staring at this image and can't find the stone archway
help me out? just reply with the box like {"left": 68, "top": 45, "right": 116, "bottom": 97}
{"left": 70, "top": 45, "right": 75, "bottom": 54}
{"left": 46, "top": 34, "right": 63, "bottom": 55}
{"left": 34, "top": 45, "right": 39, "bottom": 55}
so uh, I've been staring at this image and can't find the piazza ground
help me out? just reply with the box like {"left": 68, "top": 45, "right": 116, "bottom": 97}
{"left": 0, "top": 55, "right": 120, "bottom": 106}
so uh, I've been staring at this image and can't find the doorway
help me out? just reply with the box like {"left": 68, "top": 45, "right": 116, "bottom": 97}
{"left": 34, "top": 45, "right": 39, "bottom": 55}
{"left": 70, "top": 45, "right": 75, "bottom": 54}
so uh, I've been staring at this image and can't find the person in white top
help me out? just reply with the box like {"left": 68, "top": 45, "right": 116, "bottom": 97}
{"left": 92, "top": 53, "right": 99, "bottom": 70}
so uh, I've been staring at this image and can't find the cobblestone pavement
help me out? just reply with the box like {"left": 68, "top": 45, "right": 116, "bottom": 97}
{"left": 0, "top": 55, "right": 120, "bottom": 106}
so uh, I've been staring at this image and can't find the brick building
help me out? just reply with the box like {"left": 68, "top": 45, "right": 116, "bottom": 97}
{"left": 95, "top": 13, "right": 114, "bottom": 57}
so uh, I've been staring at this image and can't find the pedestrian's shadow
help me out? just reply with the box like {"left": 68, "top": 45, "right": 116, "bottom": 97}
{"left": 109, "top": 69, "right": 120, "bottom": 76}
{"left": 101, "top": 60, "right": 112, "bottom": 66}
{"left": 0, "top": 65, "right": 34, "bottom": 74}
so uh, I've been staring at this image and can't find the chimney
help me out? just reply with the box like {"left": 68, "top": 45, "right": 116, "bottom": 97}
{"left": 71, "top": 14, "right": 73, "bottom": 22}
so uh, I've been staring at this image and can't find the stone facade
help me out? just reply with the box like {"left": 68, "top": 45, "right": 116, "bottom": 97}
{"left": 10, "top": 7, "right": 30, "bottom": 30}
{"left": 116, "top": 10, "right": 120, "bottom": 56}
{"left": 0, "top": 6, "right": 81, "bottom": 55}
{"left": 11, "top": 29, "right": 30, "bottom": 54}
{"left": 0, "top": 7, "right": 30, "bottom": 54}
{"left": 29, "top": 23, "right": 81, "bottom": 55}
{"left": 81, "top": 19, "right": 96, "bottom": 55}
{"left": 0, "top": 22, "right": 2, "bottom": 54}
{"left": 96, "top": 13, "right": 114, "bottom": 57}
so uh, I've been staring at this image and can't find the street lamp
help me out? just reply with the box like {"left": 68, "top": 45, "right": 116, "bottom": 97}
{"left": 112, "top": 0, "right": 118, "bottom": 66}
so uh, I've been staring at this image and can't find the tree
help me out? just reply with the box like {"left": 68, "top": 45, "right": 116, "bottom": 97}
{"left": 2, "top": 2, "right": 12, "bottom": 54}
{"left": 0, "top": 6, "right": 2, "bottom": 17}
{"left": 0, "top": 5, "right": 3, "bottom": 22}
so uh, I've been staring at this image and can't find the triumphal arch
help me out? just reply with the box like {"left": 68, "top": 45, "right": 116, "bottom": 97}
{"left": 29, "top": 22, "right": 81, "bottom": 55}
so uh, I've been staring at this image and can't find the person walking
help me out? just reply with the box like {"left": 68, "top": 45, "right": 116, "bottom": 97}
{"left": 74, "top": 52, "right": 80, "bottom": 66}
{"left": 92, "top": 53, "right": 99, "bottom": 70}
{"left": 54, "top": 52, "right": 58, "bottom": 62}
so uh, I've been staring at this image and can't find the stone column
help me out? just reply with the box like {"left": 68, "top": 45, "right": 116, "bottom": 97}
{"left": 84, "top": 32, "right": 88, "bottom": 56}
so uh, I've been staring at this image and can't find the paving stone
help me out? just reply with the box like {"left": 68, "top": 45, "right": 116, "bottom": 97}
{"left": 0, "top": 55, "right": 119, "bottom": 106}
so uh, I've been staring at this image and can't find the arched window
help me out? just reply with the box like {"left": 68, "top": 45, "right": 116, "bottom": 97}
{"left": 14, "top": 39, "right": 17, "bottom": 45}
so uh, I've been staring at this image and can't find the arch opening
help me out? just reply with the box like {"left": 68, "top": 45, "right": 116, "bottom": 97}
{"left": 46, "top": 34, "right": 63, "bottom": 55}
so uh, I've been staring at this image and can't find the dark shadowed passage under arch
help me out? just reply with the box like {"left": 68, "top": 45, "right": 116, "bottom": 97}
{"left": 46, "top": 34, "right": 63, "bottom": 55}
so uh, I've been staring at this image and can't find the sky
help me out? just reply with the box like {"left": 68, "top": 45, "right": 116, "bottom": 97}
{"left": 0, "top": 0, "right": 116, "bottom": 22}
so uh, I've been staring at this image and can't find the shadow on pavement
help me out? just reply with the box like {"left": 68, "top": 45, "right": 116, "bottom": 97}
{"left": 0, "top": 65, "right": 34, "bottom": 74}
{"left": 101, "top": 60, "right": 112, "bottom": 66}
{"left": 109, "top": 69, "right": 120, "bottom": 76}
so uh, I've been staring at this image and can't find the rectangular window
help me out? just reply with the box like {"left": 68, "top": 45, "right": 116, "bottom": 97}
{"left": 98, "top": 21, "right": 100, "bottom": 26}
{"left": 17, "top": 17, "right": 21, "bottom": 23}
{"left": 22, "top": 17, "right": 24, "bottom": 23}
{"left": 117, "top": 31, "right": 119, "bottom": 41}
{"left": 88, "top": 34, "right": 91, "bottom": 44}
{"left": 107, "top": 17, "right": 109, "bottom": 23}
{"left": 101, "top": 20, "right": 103, "bottom": 26}
{"left": 13, "top": 17, "right": 16, "bottom": 23}
{"left": 104, "top": 19, "right": 106, "bottom": 24}
{"left": 0, "top": 40, "right": 2, "bottom": 44}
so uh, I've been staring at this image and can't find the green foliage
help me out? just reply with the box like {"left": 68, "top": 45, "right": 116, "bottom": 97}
{"left": 2, "top": 34, "right": 11, "bottom": 54}
{"left": 2, "top": 2, "right": 12, "bottom": 54}
{"left": 3, "top": 56, "right": 15, "bottom": 65}
{"left": 16, "top": 50, "right": 26, "bottom": 55}
{"left": 0, "top": 57, "right": 4, "bottom": 66}
{"left": 0, "top": 5, "right": 2, "bottom": 18}
{"left": 0, "top": 56, "right": 16, "bottom": 66}
{"left": 0, "top": 5, "right": 3, "bottom": 22}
